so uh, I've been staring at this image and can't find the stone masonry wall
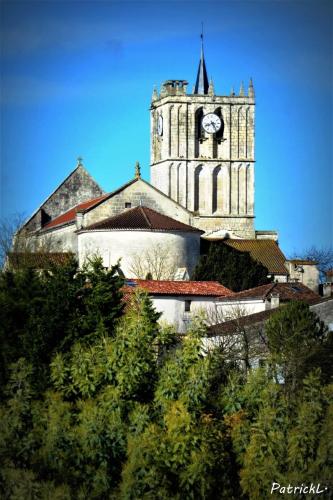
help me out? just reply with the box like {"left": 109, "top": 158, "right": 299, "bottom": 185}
{"left": 25, "top": 165, "right": 104, "bottom": 232}
{"left": 83, "top": 179, "right": 193, "bottom": 227}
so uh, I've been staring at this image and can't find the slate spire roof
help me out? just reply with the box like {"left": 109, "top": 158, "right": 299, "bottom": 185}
{"left": 194, "top": 32, "right": 209, "bottom": 95}
{"left": 81, "top": 206, "right": 202, "bottom": 233}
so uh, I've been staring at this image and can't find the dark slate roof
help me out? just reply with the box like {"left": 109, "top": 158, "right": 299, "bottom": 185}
{"left": 221, "top": 239, "right": 288, "bottom": 275}
{"left": 7, "top": 252, "right": 75, "bottom": 269}
{"left": 207, "top": 308, "right": 276, "bottom": 336}
{"left": 218, "top": 282, "right": 320, "bottom": 304}
{"left": 194, "top": 36, "right": 209, "bottom": 95}
{"left": 82, "top": 206, "right": 202, "bottom": 233}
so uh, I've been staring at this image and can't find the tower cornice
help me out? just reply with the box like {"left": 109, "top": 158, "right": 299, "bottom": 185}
{"left": 151, "top": 95, "right": 255, "bottom": 109}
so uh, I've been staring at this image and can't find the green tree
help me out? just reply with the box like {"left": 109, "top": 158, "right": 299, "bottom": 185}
{"left": 192, "top": 242, "right": 270, "bottom": 291}
{"left": 265, "top": 301, "right": 330, "bottom": 391}
{"left": 1, "top": 265, "right": 332, "bottom": 499}
{"left": 0, "top": 256, "right": 125, "bottom": 394}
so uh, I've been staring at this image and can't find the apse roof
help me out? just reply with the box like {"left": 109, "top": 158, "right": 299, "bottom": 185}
{"left": 81, "top": 206, "right": 202, "bottom": 233}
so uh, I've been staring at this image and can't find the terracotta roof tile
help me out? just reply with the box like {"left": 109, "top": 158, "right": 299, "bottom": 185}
{"left": 42, "top": 194, "right": 109, "bottom": 229}
{"left": 83, "top": 206, "right": 202, "bottom": 233}
{"left": 123, "top": 279, "right": 233, "bottom": 296}
{"left": 218, "top": 282, "right": 320, "bottom": 303}
{"left": 222, "top": 239, "right": 288, "bottom": 275}
{"left": 8, "top": 252, "right": 75, "bottom": 269}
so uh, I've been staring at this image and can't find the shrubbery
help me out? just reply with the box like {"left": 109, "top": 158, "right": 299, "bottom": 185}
{"left": 0, "top": 259, "right": 332, "bottom": 498}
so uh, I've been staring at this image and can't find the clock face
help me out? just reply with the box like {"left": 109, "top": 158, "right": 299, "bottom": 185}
{"left": 202, "top": 113, "right": 222, "bottom": 134}
{"left": 157, "top": 115, "right": 163, "bottom": 136}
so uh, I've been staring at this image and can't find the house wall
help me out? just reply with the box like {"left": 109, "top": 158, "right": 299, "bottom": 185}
{"left": 150, "top": 297, "right": 267, "bottom": 334}
{"left": 215, "top": 299, "right": 266, "bottom": 319}
{"left": 310, "top": 299, "right": 333, "bottom": 331}
{"left": 151, "top": 296, "right": 222, "bottom": 333}
{"left": 285, "top": 262, "right": 319, "bottom": 292}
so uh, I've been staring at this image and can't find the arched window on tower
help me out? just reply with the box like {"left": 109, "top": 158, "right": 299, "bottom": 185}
{"left": 194, "top": 165, "right": 203, "bottom": 212}
{"left": 213, "top": 108, "right": 224, "bottom": 158}
{"left": 194, "top": 107, "right": 204, "bottom": 158}
{"left": 212, "top": 166, "right": 222, "bottom": 213}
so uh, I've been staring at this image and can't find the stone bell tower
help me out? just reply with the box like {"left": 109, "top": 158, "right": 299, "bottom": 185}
{"left": 150, "top": 35, "right": 256, "bottom": 238}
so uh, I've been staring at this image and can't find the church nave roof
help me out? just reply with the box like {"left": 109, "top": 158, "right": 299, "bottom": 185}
{"left": 81, "top": 206, "right": 202, "bottom": 233}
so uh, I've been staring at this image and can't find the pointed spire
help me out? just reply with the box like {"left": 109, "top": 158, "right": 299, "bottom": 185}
{"left": 194, "top": 27, "right": 209, "bottom": 95}
{"left": 248, "top": 77, "right": 255, "bottom": 98}
{"left": 208, "top": 78, "right": 215, "bottom": 96}
{"left": 135, "top": 161, "right": 141, "bottom": 179}
{"left": 152, "top": 85, "right": 158, "bottom": 101}
{"left": 230, "top": 86, "right": 235, "bottom": 97}
{"left": 77, "top": 156, "right": 83, "bottom": 167}
{"left": 239, "top": 81, "right": 245, "bottom": 97}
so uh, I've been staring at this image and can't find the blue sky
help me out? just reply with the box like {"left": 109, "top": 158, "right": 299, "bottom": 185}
{"left": 1, "top": 0, "right": 332, "bottom": 256}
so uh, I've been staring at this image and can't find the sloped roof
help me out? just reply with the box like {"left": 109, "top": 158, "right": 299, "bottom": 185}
{"left": 288, "top": 259, "right": 318, "bottom": 265}
{"left": 82, "top": 206, "right": 202, "bottom": 233}
{"left": 207, "top": 308, "right": 276, "bottom": 336}
{"left": 7, "top": 252, "right": 75, "bottom": 269}
{"left": 218, "top": 282, "right": 320, "bottom": 303}
{"left": 43, "top": 194, "right": 109, "bottom": 230}
{"left": 42, "top": 176, "right": 193, "bottom": 231}
{"left": 222, "top": 239, "right": 288, "bottom": 275}
{"left": 124, "top": 279, "right": 233, "bottom": 297}
{"left": 194, "top": 37, "right": 209, "bottom": 94}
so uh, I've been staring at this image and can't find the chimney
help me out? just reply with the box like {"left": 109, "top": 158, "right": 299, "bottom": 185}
{"left": 322, "top": 283, "right": 332, "bottom": 298}
{"left": 270, "top": 292, "right": 280, "bottom": 309}
{"left": 76, "top": 210, "right": 84, "bottom": 230}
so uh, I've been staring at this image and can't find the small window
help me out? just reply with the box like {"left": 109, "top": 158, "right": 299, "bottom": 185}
{"left": 184, "top": 300, "right": 191, "bottom": 312}
{"left": 125, "top": 202, "right": 131, "bottom": 208}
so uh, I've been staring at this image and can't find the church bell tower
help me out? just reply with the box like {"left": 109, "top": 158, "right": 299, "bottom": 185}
{"left": 150, "top": 35, "right": 256, "bottom": 238}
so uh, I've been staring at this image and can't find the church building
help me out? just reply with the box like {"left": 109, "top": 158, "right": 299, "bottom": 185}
{"left": 14, "top": 38, "right": 308, "bottom": 285}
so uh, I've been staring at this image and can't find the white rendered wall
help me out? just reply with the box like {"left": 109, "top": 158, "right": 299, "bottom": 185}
{"left": 151, "top": 296, "right": 222, "bottom": 334}
{"left": 78, "top": 230, "right": 200, "bottom": 278}
{"left": 37, "top": 223, "right": 78, "bottom": 254}
{"left": 215, "top": 299, "right": 266, "bottom": 319}
{"left": 285, "top": 262, "right": 320, "bottom": 292}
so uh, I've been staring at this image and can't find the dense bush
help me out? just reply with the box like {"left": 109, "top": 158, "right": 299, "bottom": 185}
{"left": 0, "top": 260, "right": 332, "bottom": 498}
{"left": 192, "top": 242, "right": 271, "bottom": 292}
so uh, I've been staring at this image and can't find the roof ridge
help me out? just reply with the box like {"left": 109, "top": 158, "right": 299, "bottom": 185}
{"left": 263, "top": 282, "right": 277, "bottom": 299}
{"left": 140, "top": 206, "right": 152, "bottom": 228}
